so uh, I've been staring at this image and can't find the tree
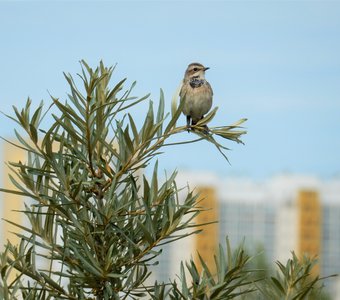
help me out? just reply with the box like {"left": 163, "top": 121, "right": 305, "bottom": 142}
{"left": 0, "top": 61, "right": 333, "bottom": 299}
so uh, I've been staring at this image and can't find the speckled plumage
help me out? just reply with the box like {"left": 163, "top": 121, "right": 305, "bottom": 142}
{"left": 189, "top": 77, "right": 206, "bottom": 88}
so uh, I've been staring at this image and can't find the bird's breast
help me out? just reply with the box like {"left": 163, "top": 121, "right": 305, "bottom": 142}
{"left": 181, "top": 84, "right": 213, "bottom": 121}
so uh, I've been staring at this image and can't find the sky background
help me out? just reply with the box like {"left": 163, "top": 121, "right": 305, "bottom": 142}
{"left": 1, "top": 0, "right": 339, "bottom": 180}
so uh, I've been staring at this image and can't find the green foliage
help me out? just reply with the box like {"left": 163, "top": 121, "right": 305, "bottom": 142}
{"left": 256, "top": 252, "right": 335, "bottom": 300}
{"left": 168, "top": 239, "right": 259, "bottom": 300}
{"left": 0, "top": 61, "right": 334, "bottom": 299}
{"left": 0, "top": 61, "right": 246, "bottom": 299}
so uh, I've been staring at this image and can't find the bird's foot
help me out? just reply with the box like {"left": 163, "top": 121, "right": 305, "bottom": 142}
{"left": 186, "top": 115, "right": 192, "bottom": 133}
{"left": 201, "top": 125, "right": 210, "bottom": 134}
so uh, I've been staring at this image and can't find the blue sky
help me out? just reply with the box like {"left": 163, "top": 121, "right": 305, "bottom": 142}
{"left": 1, "top": 1, "right": 339, "bottom": 179}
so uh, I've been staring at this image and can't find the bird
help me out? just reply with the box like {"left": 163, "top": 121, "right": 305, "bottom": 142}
{"left": 179, "top": 62, "right": 213, "bottom": 131}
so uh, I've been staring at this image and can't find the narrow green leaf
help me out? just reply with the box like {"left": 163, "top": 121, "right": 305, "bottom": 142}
{"left": 156, "top": 89, "right": 165, "bottom": 137}
{"left": 40, "top": 272, "right": 66, "bottom": 293}
{"left": 271, "top": 277, "right": 285, "bottom": 295}
{"left": 30, "top": 101, "right": 44, "bottom": 128}
{"left": 136, "top": 219, "right": 154, "bottom": 245}
{"left": 164, "top": 96, "right": 185, "bottom": 134}
{"left": 52, "top": 97, "right": 86, "bottom": 131}
{"left": 128, "top": 113, "right": 140, "bottom": 146}
{"left": 141, "top": 101, "right": 155, "bottom": 143}
{"left": 196, "top": 107, "right": 218, "bottom": 126}
{"left": 29, "top": 123, "right": 38, "bottom": 144}
{"left": 106, "top": 78, "right": 126, "bottom": 102}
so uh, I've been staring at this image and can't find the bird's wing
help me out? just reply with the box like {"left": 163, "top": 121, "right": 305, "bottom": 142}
{"left": 206, "top": 81, "right": 213, "bottom": 96}
{"left": 179, "top": 80, "right": 186, "bottom": 99}
{"left": 171, "top": 81, "right": 184, "bottom": 117}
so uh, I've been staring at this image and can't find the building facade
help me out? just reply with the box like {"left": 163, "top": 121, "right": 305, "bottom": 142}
{"left": 163, "top": 171, "right": 340, "bottom": 298}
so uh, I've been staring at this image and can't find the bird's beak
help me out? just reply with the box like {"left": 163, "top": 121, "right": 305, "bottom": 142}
{"left": 204, "top": 67, "right": 210, "bottom": 71}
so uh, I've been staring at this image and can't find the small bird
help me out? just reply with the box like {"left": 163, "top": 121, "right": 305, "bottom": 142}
{"left": 180, "top": 62, "right": 213, "bottom": 131}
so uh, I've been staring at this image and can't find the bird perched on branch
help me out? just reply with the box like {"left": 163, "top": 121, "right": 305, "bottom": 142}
{"left": 180, "top": 62, "right": 213, "bottom": 131}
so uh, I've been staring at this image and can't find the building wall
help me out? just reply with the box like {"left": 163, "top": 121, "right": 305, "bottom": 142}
{"left": 174, "top": 172, "right": 340, "bottom": 298}
{"left": 297, "top": 190, "right": 321, "bottom": 275}
{"left": 194, "top": 186, "right": 219, "bottom": 274}
{"left": 275, "top": 200, "right": 298, "bottom": 263}
{"left": 321, "top": 204, "right": 340, "bottom": 297}
{"left": 1, "top": 142, "right": 26, "bottom": 252}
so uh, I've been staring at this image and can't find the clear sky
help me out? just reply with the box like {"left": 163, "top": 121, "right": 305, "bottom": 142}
{"left": 1, "top": 1, "right": 339, "bottom": 179}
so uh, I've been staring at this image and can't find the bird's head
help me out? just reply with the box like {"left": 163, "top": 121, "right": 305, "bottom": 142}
{"left": 184, "top": 62, "right": 209, "bottom": 80}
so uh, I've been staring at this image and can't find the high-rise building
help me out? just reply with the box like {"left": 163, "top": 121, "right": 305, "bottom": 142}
{"left": 170, "top": 171, "right": 340, "bottom": 297}
{"left": 193, "top": 186, "right": 219, "bottom": 274}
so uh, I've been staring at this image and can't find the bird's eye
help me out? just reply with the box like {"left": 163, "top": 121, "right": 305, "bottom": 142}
{"left": 193, "top": 68, "right": 198, "bottom": 71}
